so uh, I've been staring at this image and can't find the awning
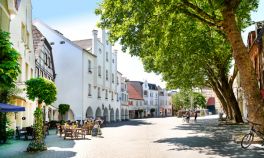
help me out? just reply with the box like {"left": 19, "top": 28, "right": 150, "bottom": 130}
{"left": 0, "top": 103, "right": 25, "bottom": 112}
{"left": 207, "top": 97, "right": 215, "bottom": 106}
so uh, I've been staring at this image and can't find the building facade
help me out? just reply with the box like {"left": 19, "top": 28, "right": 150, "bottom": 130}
{"left": 158, "top": 88, "right": 172, "bottom": 117}
{"left": 32, "top": 25, "right": 57, "bottom": 122}
{"left": 0, "top": 0, "right": 22, "bottom": 31}
{"left": 118, "top": 74, "right": 129, "bottom": 120}
{"left": 127, "top": 81, "right": 145, "bottom": 119}
{"left": 236, "top": 21, "right": 264, "bottom": 118}
{"left": 142, "top": 81, "right": 159, "bottom": 117}
{"left": 7, "top": 0, "right": 37, "bottom": 129}
{"left": 34, "top": 20, "right": 123, "bottom": 122}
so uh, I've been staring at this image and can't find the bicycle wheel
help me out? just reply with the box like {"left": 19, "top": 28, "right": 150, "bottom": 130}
{"left": 241, "top": 133, "right": 254, "bottom": 149}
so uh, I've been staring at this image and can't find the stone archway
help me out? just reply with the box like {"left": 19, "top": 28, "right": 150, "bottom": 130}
{"left": 110, "top": 108, "right": 115, "bottom": 122}
{"left": 115, "top": 108, "right": 120, "bottom": 121}
{"left": 95, "top": 107, "right": 102, "bottom": 118}
{"left": 86, "top": 106, "right": 93, "bottom": 119}
{"left": 104, "top": 107, "right": 109, "bottom": 122}
{"left": 66, "top": 109, "right": 75, "bottom": 121}
{"left": 121, "top": 108, "right": 125, "bottom": 121}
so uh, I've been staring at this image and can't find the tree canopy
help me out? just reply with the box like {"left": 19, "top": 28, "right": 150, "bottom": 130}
{"left": 58, "top": 104, "right": 70, "bottom": 120}
{"left": 172, "top": 90, "right": 206, "bottom": 111}
{"left": 25, "top": 77, "right": 57, "bottom": 106}
{"left": 0, "top": 30, "right": 21, "bottom": 103}
{"left": 95, "top": 0, "right": 261, "bottom": 123}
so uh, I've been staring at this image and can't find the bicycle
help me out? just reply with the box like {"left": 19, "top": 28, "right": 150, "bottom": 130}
{"left": 241, "top": 119, "right": 264, "bottom": 149}
{"left": 182, "top": 115, "right": 190, "bottom": 123}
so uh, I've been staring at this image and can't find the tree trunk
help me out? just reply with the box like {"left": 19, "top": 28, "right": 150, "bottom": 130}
{"left": 209, "top": 74, "right": 243, "bottom": 122}
{"left": 222, "top": 8, "right": 264, "bottom": 127}
{"left": 212, "top": 86, "right": 229, "bottom": 118}
{"left": 220, "top": 73, "right": 243, "bottom": 123}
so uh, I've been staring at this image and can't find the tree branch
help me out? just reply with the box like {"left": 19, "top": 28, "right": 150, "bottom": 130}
{"left": 181, "top": 0, "right": 223, "bottom": 28}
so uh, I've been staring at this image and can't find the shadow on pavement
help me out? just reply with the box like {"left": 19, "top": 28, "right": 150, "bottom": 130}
{"left": 154, "top": 117, "right": 264, "bottom": 158}
{"left": 106, "top": 119, "right": 153, "bottom": 128}
{"left": 45, "top": 130, "right": 76, "bottom": 149}
{"left": 4, "top": 150, "right": 77, "bottom": 158}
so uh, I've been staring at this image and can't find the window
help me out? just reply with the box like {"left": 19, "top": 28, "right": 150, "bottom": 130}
{"left": 144, "top": 90, "right": 148, "bottom": 96}
{"left": 31, "top": 68, "right": 33, "bottom": 79}
{"left": 88, "top": 60, "right": 92, "bottom": 73}
{"left": 98, "top": 87, "right": 101, "bottom": 98}
{"left": 98, "top": 66, "right": 101, "bottom": 77}
{"left": 117, "top": 93, "right": 119, "bottom": 101}
{"left": 21, "top": 23, "right": 26, "bottom": 43}
{"left": 111, "top": 92, "right": 114, "bottom": 100}
{"left": 47, "top": 57, "right": 51, "bottom": 67}
{"left": 25, "top": 63, "right": 29, "bottom": 80}
{"left": 112, "top": 73, "right": 114, "bottom": 83}
{"left": 105, "top": 89, "right": 108, "bottom": 99}
{"left": 44, "top": 53, "right": 47, "bottom": 64}
{"left": 106, "top": 70, "right": 108, "bottom": 80}
{"left": 106, "top": 52, "right": 108, "bottom": 61}
{"left": 88, "top": 84, "right": 91, "bottom": 96}
{"left": 35, "top": 68, "right": 39, "bottom": 77}
{"left": 112, "top": 59, "right": 114, "bottom": 63}
{"left": 99, "top": 48, "right": 102, "bottom": 54}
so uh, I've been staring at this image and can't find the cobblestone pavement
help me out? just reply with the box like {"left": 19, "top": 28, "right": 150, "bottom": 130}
{"left": 0, "top": 116, "right": 264, "bottom": 158}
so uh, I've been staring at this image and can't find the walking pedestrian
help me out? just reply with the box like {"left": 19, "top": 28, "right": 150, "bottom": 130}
{"left": 194, "top": 110, "right": 198, "bottom": 122}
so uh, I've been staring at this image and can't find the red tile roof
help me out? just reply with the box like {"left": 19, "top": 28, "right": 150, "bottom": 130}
{"left": 127, "top": 83, "right": 144, "bottom": 100}
{"left": 207, "top": 97, "right": 215, "bottom": 106}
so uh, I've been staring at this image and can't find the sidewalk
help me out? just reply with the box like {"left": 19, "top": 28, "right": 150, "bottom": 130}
{"left": 0, "top": 130, "right": 77, "bottom": 158}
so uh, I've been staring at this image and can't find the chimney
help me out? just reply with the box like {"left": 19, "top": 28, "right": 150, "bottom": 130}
{"left": 92, "top": 30, "right": 98, "bottom": 55}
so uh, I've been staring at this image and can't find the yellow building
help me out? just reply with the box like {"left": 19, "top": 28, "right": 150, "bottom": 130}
{"left": 0, "top": 0, "right": 10, "bottom": 31}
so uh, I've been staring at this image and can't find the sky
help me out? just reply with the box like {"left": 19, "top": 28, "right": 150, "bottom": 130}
{"left": 31, "top": 0, "right": 166, "bottom": 88}
{"left": 31, "top": 0, "right": 264, "bottom": 89}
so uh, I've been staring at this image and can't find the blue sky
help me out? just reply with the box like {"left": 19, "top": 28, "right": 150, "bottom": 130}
{"left": 32, "top": 0, "right": 264, "bottom": 88}
{"left": 32, "top": 0, "right": 99, "bottom": 21}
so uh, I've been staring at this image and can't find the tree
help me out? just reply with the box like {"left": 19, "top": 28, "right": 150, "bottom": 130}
{"left": 96, "top": 2, "right": 245, "bottom": 122}
{"left": 25, "top": 77, "right": 57, "bottom": 151}
{"left": 58, "top": 104, "right": 70, "bottom": 121}
{"left": 0, "top": 30, "right": 20, "bottom": 143}
{"left": 0, "top": 30, "right": 21, "bottom": 103}
{"left": 192, "top": 92, "right": 206, "bottom": 109}
{"left": 96, "top": 0, "right": 261, "bottom": 124}
{"left": 172, "top": 90, "right": 206, "bottom": 110}
{"left": 172, "top": 91, "right": 190, "bottom": 111}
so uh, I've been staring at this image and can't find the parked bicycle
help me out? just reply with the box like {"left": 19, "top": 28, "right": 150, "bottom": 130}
{"left": 241, "top": 119, "right": 264, "bottom": 149}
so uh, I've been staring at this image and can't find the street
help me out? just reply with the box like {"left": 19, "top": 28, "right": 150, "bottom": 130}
{"left": 1, "top": 116, "right": 264, "bottom": 158}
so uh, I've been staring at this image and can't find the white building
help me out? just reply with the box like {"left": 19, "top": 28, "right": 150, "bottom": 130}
{"left": 142, "top": 81, "right": 159, "bottom": 117}
{"left": 118, "top": 74, "right": 129, "bottom": 120}
{"left": 34, "top": 20, "right": 122, "bottom": 122}
{"left": 158, "top": 88, "right": 172, "bottom": 117}
{"left": 7, "top": 0, "right": 37, "bottom": 129}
